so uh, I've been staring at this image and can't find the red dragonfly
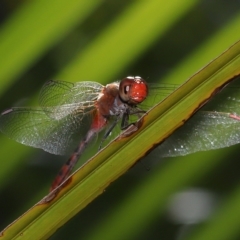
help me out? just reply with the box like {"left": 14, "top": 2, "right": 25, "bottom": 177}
{"left": 0, "top": 76, "right": 240, "bottom": 191}
{"left": 0, "top": 76, "right": 148, "bottom": 191}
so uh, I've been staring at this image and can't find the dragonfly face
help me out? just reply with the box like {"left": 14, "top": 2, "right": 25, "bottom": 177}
{"left": 118, "top": 76, "right": 148, "bottom": 105}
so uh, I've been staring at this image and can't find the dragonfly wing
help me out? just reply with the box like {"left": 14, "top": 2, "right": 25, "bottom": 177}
{"left": 39, "top": 80, "right": 103, "bottom": 119}
{"left": 155, "top": 111, "right": 240, "bottom": 158}
{"left": 0, "top": 107, "right": 93, "bottom": 155}
{"left": 148, "top": 79, "right": 240, "bottom": 158}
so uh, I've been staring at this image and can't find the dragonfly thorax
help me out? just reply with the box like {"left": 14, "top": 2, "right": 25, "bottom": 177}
{"left": 96, "top": 83, "right": 128, "bottom": 117}
{"left": 109, "top": 95, "right": 128, "bottom": 116}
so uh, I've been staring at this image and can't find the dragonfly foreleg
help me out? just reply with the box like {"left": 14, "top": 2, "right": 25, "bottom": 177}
{"left": 121, "top": 108, "right": 146, "bottom": 130}
{"left": 98, "top": 115, "right": 121, "bottom": 150}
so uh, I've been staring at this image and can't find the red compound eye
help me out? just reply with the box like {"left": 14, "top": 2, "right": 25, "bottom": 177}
{"left": 119, "top": 76, "right": 148, "bottom": 105}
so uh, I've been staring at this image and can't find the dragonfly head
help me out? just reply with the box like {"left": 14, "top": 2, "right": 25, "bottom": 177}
{"left": 119, "top": 76, "right": 148, "bottom": 105}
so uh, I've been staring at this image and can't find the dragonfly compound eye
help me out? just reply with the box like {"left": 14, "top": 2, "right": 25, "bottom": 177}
{"left": 119, "top": 76, "right": 148, "bottom": 105}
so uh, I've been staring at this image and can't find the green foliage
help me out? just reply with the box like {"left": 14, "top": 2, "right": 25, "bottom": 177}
{"left": 0, "top": 1, "right": 240, "bottom": 239}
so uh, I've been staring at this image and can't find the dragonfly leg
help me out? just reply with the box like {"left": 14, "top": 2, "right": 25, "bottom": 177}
{"left": 120, "top": 108, "right": 146, "bottom": 130}
{"left": 98, "top": 115, "right": 121, "bottom": 150}
{"left": 120, "top": 111, "right": 130, "bottom": 129}
{"left": 99, "top": 108, "right": 146, "bottom": 150}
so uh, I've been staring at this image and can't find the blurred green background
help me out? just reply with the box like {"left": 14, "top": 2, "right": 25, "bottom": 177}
{"left": 0, "top": 0, "right": 240, "bottom": 239}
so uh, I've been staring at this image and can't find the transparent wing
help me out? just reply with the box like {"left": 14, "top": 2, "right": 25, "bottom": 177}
{"left": 151, "top": 80, "right": 240, "bottom": 158}
{"left": 145, "top": 80, "right": 240, "bottom": 111}
{"left": 39, "top": 80, "right": 104, "bottom": 119}
{"left": 140, "top": 82, "right": 179, "bottom": 110}
{"left": 0, "top": 107, "right": 95, "bottom": 155}
{"left": 156, "top": 111, "right": 240, "bottom": 157}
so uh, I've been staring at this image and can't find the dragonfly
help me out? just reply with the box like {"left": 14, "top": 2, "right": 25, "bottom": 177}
{"left": 0, "top": 76, "right": 149, "bottom": 191}
{"left": 0, "top": 76, "right": 240, "bottom": 191}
